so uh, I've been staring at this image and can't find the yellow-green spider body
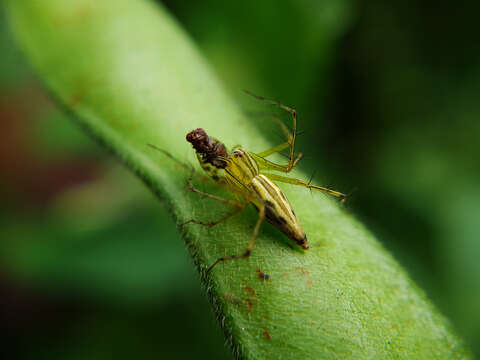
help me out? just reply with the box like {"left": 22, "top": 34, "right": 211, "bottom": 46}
{"left": 152, "top": 92, "right": 346, "bottom": 271}
{"left": 184, "top": 95, "right": 346, "bottom": 272}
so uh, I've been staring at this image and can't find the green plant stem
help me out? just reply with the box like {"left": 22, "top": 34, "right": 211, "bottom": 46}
{"left": 5, "top": 0, "right": 471, "bottom": 358}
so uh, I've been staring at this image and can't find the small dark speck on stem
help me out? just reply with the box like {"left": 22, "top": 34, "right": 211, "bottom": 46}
{"left": 257, "top": 269, "right": 270, "bottom": 280}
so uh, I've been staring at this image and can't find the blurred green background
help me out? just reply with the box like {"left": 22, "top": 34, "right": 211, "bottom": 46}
{"left": 1, "top": 1, "right": 479, "bottom": 358}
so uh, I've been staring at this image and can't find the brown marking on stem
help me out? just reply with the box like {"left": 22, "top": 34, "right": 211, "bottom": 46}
{"left": 69, "top": 95, "right": 81, "bottom": 108}
{"left": 224, "top": 293, "right": 242, "bottom": 306}
{"left": 243, "top": 284, "right": 256, "bottom": 296}
{"left": 307, "top": 279, "right": 312, "bottom": 289}
{"left": 245, "top": 298, "right": 254, "bottom": 313}
{"left": 297, "top": 267, "right": 310, "bottom": 275}
{"left": 263, "top": 331, "right": 271, "bottom": 340}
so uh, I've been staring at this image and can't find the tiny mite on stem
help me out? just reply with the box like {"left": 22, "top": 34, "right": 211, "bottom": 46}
{"left": 149, "top": 91, "right": 347, "bottom": 272}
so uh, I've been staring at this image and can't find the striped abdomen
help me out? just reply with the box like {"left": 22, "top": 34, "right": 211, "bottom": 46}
{"left": 250, "top": 174, "right": 308, "bottom": 249}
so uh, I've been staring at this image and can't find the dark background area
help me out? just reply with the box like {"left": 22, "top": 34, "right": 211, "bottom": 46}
{"left": 1, "top": 1, "right": 479, "bottom": 358}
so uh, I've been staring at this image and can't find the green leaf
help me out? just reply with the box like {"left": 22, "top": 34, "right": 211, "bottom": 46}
{"left": 5, "top": 0, "right": 471, "bottom": 358}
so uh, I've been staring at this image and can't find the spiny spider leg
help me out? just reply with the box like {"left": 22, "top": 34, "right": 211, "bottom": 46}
{"left": 264, "top": 173, "right": 347, "bottom": 202}
{"left": 255, "top": 115, "right": 292, "bottom": 158}
{"left": 147, "top": 144, "right": 210, "bottom": 182}
{"left": 186, "top": 168, "right": 244, "bottom": 208}
{"left": 184, "top": 172, "right": 267, "bottom": 273}
{"left": 244, "top": 90, "right": 301, "bottom": 172}
{"left": 182, "top": 204, "right": 246, "bottom": 227}
{"left": 147, "top": 144, "right": 191, "bottom": 170}
{"left": 207, "top": 203, "right": 265, "bottom": 273}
